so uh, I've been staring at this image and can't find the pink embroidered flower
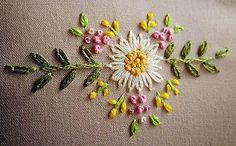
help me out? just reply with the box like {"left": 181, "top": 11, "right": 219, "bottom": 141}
{"left": 167, "top": 28, "right": 174, "bottom": 35}
{"left": 161, "top": 27, "right": 169, "bottom": 33}
{"left": 159, "top": 33, "right": 167, "bottom": 41}
{"left": 97, "top": 30, "right": 103, "bottom": 36}
{"left": 84, "top": 36, "right": 91, "bottom": 44}
{"left": 167, "top": 35, "right": 174, "bottom": 42}
{"left": 136, "top": 105, "right": 144, "bottom": 114}
{"left": 138, "top": 116, "right": 146, "bottom": 124}
{"left": 93, "top": 36, "right": 101, "bottom": 44}
{"left": 139, "top": 95, "right": 147, "bottom": 103}
{"left": 102, "top": 35, "right": 110, "bottom": 44}
{"left": 87, "top": 27, "right": 95, "bottom": 35}
{"left": 129, "top": 95, "right": 137, "bottom": 105}
{"left": 159, "top": 41, "right": 167, "bottom": 50}
{"left": 143, "top": 105, "right": 151, "bottom": 112}
{"left": 127, "top": 108, "right": 135, "bottom": 115}
{"left": 152, "top": 31, "right": 160, "bottom": 39}
{"left": 92, "top": 45, "right": 103, "bottom": 54}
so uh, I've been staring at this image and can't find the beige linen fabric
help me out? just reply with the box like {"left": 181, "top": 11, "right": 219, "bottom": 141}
{"left": 0, "top": 0, "right": 236, "bottom": 145}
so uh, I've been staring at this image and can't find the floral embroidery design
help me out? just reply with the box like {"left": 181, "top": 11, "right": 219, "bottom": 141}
{"left": 107, "top": 31, "right": 163, "bottom": 92}
{"left": 4, "top": 11, "right": 230, "bottom": 137}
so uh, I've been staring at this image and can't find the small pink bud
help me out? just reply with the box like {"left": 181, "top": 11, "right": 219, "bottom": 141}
{"left": 138, "top": 116, "right": 146, "bottom": 124}
{"left": 136, "top": 105, "right": 144, "bottom": 114}
{"left": 152, "top": 32, "right": 160, "bottom": 40}
{"left": 161, "top": 27, "right": 169, "bottom": 33}
{"left": 93, "top": 36, "right": 101, "bottom": 44}
{"left": 92, "top": 45, "right": 103, "bottom": 54}
{"left": 143, "top": 105, "right": 151, "bottom": 112}
{"left": 102, "top": 35, "right": 110, "bottom": 44}
{"left": 96, "top": 30, "right": 103, "bottom": 36}
{"left": 167, "top": 35, "right": 174, "bottom": 42}
{"left": 84, "top": 36, "right": 91, "bottom": 44}
{"left": 129, "top": 95, "right": 137, "bottom": 105}
{"left": 86, "top": 28, "right": 95, "bottom": 35}
{"left": 159, "top": 41, "right": 167, "bottom": 50}
{"left": 127, "top": 108, "right": 135, "bottom": 115}
{"left": 159, "top": 33, "right": 167, "bottom": 41}
{"left": 139, "top": 95, "right": 147, "bottom": 103}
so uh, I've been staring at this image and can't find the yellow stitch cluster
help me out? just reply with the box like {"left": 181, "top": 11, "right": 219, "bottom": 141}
{"left": 124, "top": 50, "right": 147, "bottom": 76}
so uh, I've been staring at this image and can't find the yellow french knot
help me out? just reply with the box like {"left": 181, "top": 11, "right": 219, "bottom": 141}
{"left": 124, "top": 50, "right": 147, "bottom": 76}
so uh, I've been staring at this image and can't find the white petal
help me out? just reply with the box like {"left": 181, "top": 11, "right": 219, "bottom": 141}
{"left": 128, "top": 75, "right": 134, "bottom": 91}
{"left": 118, "top": 71, "right": 130, "bottom": 87}
{"left": 111, "top": 68, "right": 125, "bottom": 81}
{"left": 135, "top": 76, "right": 144, "bottom": 93}
{"left": 142, "top": 72, "right": 153, "bottom": 90}
{"left": 119, "top": 37, "right": 131, "bottom": 52}
{"left": 109, "top": 55, "right": 125, "bottom": 62}
{"left": 147, "top": 68, "right": 164, "bottom": 83}
{"left": 115, "top": 44, "right": 130, "bottom": 55}
{"left": 128, "top": 31, "right": 137, "bottom": 49}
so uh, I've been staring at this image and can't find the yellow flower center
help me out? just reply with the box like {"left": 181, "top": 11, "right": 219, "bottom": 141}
{"left": 124, "top": 50, "right": 147, "bottom": 76}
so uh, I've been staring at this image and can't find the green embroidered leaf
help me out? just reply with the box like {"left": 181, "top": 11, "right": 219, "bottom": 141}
{"left": 84, "top": 68, "right": 101, "bottom": 87}
{"left": 79, "top": 13, "right": 89, "bottom": 28}
{"left": 171, "top": 63, "right": 181, "bottom": 79}
{"left": 30, "top": 53, "right": 49, "bottom": 67}
{"left": 60, "top": 69, "right": 76, "bottom": 90}
{"left": 215, "top": 48, "right": 229, "bottom": 59}
{"left": 81, "top": 45, "right": 96, "bottom": 64}
{"left": 202, "top": 62, "right": 219, "bottom": 73}
{"left": 198, "top": 41, "right": 208, "bottom": 57}
{"left": 54, "top": 48, "right": 70, "bottom": 66}
{"left": 186, "top": 63, "right": 200, "bottom": 77}
{"left": 114, "top": 95, "right": 124, "bottom": 109}
{"left": 32, "top": 72, "right": 53, "bottom": 92}
{"left": 69, "top": 27, "right": 84, "bottom": 37}
{"left": 130, "top": 119, "right": 139, "bottom": 136}
{"left": 164, "top": 14, "right": 172, "bottom": 27}
{"left": 149, "top": 114, "right": 161, "bottom": 126}
{"left": 164, "top": 43, "right": 175, "bottom": 59}
{"left": 173, "top": 25, "right": 184, "bottom": 33}
{"left": 5, "top": 65, "right": 36, "bottom": 74}
{"left": 180, "top": 41, "right": 192, "bottom": 59}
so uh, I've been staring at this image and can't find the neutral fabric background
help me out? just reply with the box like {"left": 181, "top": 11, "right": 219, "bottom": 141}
{"left": 0, "top": 0, "right": 236, "bottom": 146}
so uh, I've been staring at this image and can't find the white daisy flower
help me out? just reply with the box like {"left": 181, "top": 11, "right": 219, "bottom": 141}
{"left": 107, "top": 31, "right": 163, "bottom": 92}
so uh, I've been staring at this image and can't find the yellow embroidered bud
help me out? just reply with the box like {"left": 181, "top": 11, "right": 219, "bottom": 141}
{"left": 160, "top": 92, "right": 169, "bottom": 99}
{"left": 120, "top": 102, "right": 127, "bottom": 113}
{"left": 155, "top": 97, "right": 163, "bottom": 107}
{"left": 166, "top": 84, "right": 172, "bottom": 93}
{"left": 108, "top": 99, "right": 117, "bottom": 105}
{"left": 101, "top": 20, "right": 110, "bottom": 27}
{"left": 171, "top": 79, "right": 180, "bottom": 85}
{"left": 149, "top": 21, "right": 157, "bottom": 27}
{"left": 103, "top": 88, "right": 109, "bottom": 96}
{"left": 97, "top": 80, "right": 105, "bottom": 87}
{"left": 109, "top": 108, "right": 117, "bottom": 119}
{"left": 112, "top": 20, "right": 119, "bottom": 32}
{"left": 174, "top": 88, "right": 180, "bottom": 96}
{"left": 147, "top": 12, "right": 154, "bottom": 21}
{"left": 104, "top": 31, "right": 115, "bottom": 38}
{"left": 88, "top": 91, "right": 97, "bottom": 100}
{"left": 163, "top": 102, "right": 173, "bottom": 112}
{"left": 139, "top": 20, "right": 147, "bottom": 31}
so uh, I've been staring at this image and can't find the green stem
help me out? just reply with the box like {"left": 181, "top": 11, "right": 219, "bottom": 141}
{"left": 166, "top": 57, "right": 213, "bottom": 64}
{"left": 42, "top": 63, "right": 101, "bottom": 72}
